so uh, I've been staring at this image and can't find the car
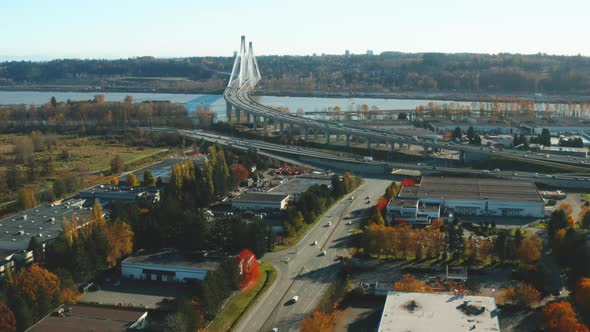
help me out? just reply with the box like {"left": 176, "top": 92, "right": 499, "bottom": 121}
{"left": 366, "top": 196, "right": 370, "bottom": 199}
{"left": 291, "top": 295, "right": 299, "bottom": 303}
{"left": 327, "top": 222, "right": 332, "bottom": 226}
{"left": 272, "top": 328, "right": 279, "bottom": 332}
{"left": 320, "top": 250, "right": 327, "bottom": 256}
{"left": 482, "top": 170, "right": 490, "bottom": 174}
{"left": 366, "top": 201, "right": 371, "bottom": 204}
{"left": 346, "top": 221, "right": 352, "bottom": 225}
{"left": 312, "top": 241, "right": 318, "bottom": 246}
{"left": 492, "top": 168, "right": 501, "bottom": 173}
{"left": 113, "top": 280, "right": 121, "bottom": 286}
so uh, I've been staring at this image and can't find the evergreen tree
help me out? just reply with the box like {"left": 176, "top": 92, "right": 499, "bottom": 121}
{"left": 142, "top": 170, "right": 156, "bottom": 187}
{"left": 514, "top": 229, "right": 524, "bottom": 249}
{"left": 8, "top": 291, "right": 33, "bottom": 332}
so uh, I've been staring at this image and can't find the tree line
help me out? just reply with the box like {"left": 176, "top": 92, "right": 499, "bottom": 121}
{"left": 2, "top": 52, "right": 590, "bottom": 94}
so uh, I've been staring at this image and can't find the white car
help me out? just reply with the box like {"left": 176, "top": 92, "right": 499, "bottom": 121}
{"left": 346, "top": 221, "right": 352, "bottom": 225}
{"left": 320, "top": 250, "right": 327, "bottom": 256}
{"left": 312, "top": 241, "right": 318, "bottom": 246}
{"left": 291, "top": 295, "right": 299, "bottom": 303}
{"left": 327, "top": 222, "right": 332, "bottom": 226}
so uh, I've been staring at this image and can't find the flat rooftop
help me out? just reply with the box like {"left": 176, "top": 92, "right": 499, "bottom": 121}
{"left": 0, "top": 199, "right": 91, "bottom": 251}
{"left": 122, "top": 250, "right": 220, "bottom": 271}
{"left": 399, "top": 177, "right": 543, "bottom": 203}
{"left": 388, "top": 198, "right": 418, "bottom": 208}
{"left": 28, "top": 304, "right": 146, "bottom": 332}
{"left": 269, "top": 175, "right": 332, "bottom": 195}
{"left": 233, "top": 192, "right": 289, "bottom": 203}
{"left": 80, "top": 185, "right": 156, "bottom": 200}
{"left": 378, "top": 292, "right": 500, "bottom": 332}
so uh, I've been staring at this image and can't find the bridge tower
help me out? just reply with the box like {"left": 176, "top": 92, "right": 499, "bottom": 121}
{"left": 226, "top": 36, "right": 262, "bottom": 123}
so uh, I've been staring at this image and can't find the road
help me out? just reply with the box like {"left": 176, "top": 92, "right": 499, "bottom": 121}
{"left": 145, "top": 128, "right": 590, "bottom": 183}
{"left": 234, "top": 178, "right": 391, "bottom": 332}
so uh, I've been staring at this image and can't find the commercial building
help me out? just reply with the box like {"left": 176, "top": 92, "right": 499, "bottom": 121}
{"left": 378, "top": 292, "right": 500, "bottom": 332}
{"left": 268, "top": 175, "right": 332, "bottom": 202}
{"left": 27, "top": 304, "right": 147, "bottom": 332}
{"left": 121, "top": 249, "right": 220, "bottom": 282}
{"left": 0, "top": 249, "right": 33, "bottom": 278}
{"left": 80, "top": 185, "right": 160, "bottom": 203}
{"left": 387, "top": 177, "right": 544, "bottom": 224}
{"left": 539, "top": 146, "right": 588, "bottom": 158}
{"left": 0, "top": 198, "right": 91, "bottom": 251}
{"left": 427, "top": 118, "right": 518, "bottom": 135}
{"left": 231, "top": 192, "right": 289, "bottom": 211}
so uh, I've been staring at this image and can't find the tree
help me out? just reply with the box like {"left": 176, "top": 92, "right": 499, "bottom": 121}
{"left": 543, "top": 301, "right": 589, "bottom": 332}
{"left": 126, "top": 173, "right": 139, "bottom": 187}
{"left": 0, "top": 302, "right": 16, "bottom": 332}
{"left": 394, "top": 274, "right": 433, "bottom": 293}
{"left": 13, "top": 136, "right": 34, "bottom": 164}
{"left": 142, "top": 170, "right": 156, "bottom": 187}
{"left": 517, "top": 234, "right": 542, "bottom": 264}
{"left": 370, "top": 207, "right": 385, "bottom": 225}
{"left": 6, "top": 293, "right": 31, "bottom": 332}
{"left": 575, "top": 277, "right": 590, "bottom": 317}
{"left": 467, "top": 126, "right": 475, "bottom": 141}
{"left": 230, "top": 163, "right": 249, "bottom": 186}
{"left": 104, "top": 219, "right": 134, "bottom": 267}
{"left": 49, "top": 181, "right": 62, "bottom": 201}
{"left": 540, "top": 128, "right": 552, "bottom": 146}
{"left": 236, "top": 249, "right": 260, "bottom": 288}
{"left": 18, "top": 187, "right": 37, "bottom": 210}
{"left": 452, "top": 127, "right": 462, "bottom": 141}
{"left": 515, "top": 282, "right": 542, "bottom": 306}
{"left": 466, "top": 277, "right": 481, "bottom": 294}
{"left": 13, "top": 265, "right": 61, "bottom": 304}
{"left": 110, "top": 155, "right": 125, "bottom": 174}
{"left": 300, "top": 310, "right": 334, "bottom": 332}
{"left": 110, "top": 176, "right": 119, "bottom": 185}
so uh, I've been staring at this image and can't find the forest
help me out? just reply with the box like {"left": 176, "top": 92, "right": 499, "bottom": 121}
{"left": 1, "top": 52, "right": 590, "bottom": 94}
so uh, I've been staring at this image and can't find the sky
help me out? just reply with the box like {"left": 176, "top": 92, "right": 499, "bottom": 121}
{"left": 0, "top": 0, "right": 588, "bottom": 61}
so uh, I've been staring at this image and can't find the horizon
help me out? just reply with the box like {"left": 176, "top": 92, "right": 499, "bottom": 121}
{"left": 1, "top": 0, "right": 589, "bottom": 61}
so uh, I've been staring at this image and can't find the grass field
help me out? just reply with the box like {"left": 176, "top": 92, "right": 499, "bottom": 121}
{"left": 0, "top": 134, "right": 169, "bottom": 205}
{"left": 206, "top": 262, "right": 277, "bottom": 332}
{"left": 581, "top": 193, "right": 590, "bottom": 201}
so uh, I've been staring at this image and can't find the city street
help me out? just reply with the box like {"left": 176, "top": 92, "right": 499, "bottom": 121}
{"left": 234, "top": 178, "right": 391, "bottom": 332}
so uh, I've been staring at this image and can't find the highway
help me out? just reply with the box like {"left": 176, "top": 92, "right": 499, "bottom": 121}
{"left": 146, "top": 128, "right": 590, "bottom": 182}
{"left": 224, "top": 83, "right": 590, "bottom": 170}
{"left": 234, "top": 178, "right": 391, "bottom": 332}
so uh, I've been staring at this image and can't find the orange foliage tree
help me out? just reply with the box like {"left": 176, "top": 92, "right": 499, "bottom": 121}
{"left": 543, "top": 301, "right": 589, "bottom": 332}
{"left": 236, "top": 249, "right": 260, "bottom": 288}
{"left": 60, "top": 288, "right": 81, "bottom": 304}
{"left": 394, "top": 274, "right": 433, "bottom": 293}
{"left": 575, "top": 277, "right": 590, "bottom": 317}
{"left": 517, "top": 234, "right": 542, "bottom": 264}
{"left": 0, "top": 302, "right": 16, "bottom": 332}
{"left": 300, "top": 310, "right": 334, "bottom": 332}
{"left": 363, "top": 222, "right": 445, "bottom": 260}
{"left": 230, "top": 163, "right": 249, "bottom": 186}
{"left": 13, "top": 265, "right": 61, "bottom": 302}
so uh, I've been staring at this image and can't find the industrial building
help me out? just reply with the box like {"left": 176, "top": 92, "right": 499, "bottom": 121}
{"left": 80, "top": 185, "right": 160, "bottom": 203}
{"left": 387, "top": 177, "right": 544, "bottom": 224}
{"left": 268, "top": 175, "right": 332, "bottom": 202}
{"left": 0, "top": 198, "right": 91, "bottom": 251}
{"left": 27, "top": 304, "right": 147, "bottom": 332}
{"left": 231, "top": 192, "right": 289, "bottom": 211}
{"left": 378, "top": 292, "right": 500, "bottom": 332}
{"left": 121, "top": 250, "right": 220, "bottom": 282}
{"left": 540, "top": 146, "right": 588, "bottom": 158}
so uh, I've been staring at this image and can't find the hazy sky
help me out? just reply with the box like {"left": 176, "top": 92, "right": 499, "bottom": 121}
{"left": 1, "top": 0, "right": 588, "bottom": 60}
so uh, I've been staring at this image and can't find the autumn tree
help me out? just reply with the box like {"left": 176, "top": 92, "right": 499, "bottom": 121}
{"left": 369, "top": 207, "right": 385, "bottom": 225}
{"left": 300, "top": 310, "right": 334, "bottom": 332}
{"left": 543, "top": 301, "right": 589, "bottom": 332}
{"left": 575, "top": 277, "right": 590, "bottom": 317}
{"left": 0, "top": 302, "right": 16, "bottom": 332}
{"left": 104, "top": 219, "right": 134, "bottom": 267}
{"left": 110, "top": 155, "right": 125, "bottom": 174}
{"left": 18, "top": 187, "right": 37, "bottom": 210}
{"left": 394, "top": 274, "right": 433, "bottom": 293}
{"left": 126, "top": 173, "right": 139, "bottom": 186}
{"left": 13, "top": 265, "right": 61, "bottom": 305}
{"left": 517, "top": 234, "right": 542, "bottom": 264}
{"left": 236, "top": 249, "right": 260, "bottom": 288}
{"left": 110, "top": 176, "right": 119, "bottom": 185}
{"left": 230, "top": 163, "right": 249, "bottom": 186}
{"left": 516, "top": 283, "right": 542, "bottom": 307}
{"left": 13, "top": 136, "right": 34, "bottom": 164}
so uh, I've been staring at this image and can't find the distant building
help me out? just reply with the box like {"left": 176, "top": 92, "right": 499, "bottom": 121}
{"left": 367, "top": 50, "right": 374, "bottom": 55}
{"left": 27, "top": 304, "right": 148, "bottom": 332}
{"left": 539, "top": 146, "right": 588, "bottom": 158}
{"left": 378, "top": 292, "right": 500, "bottom": 332}
{"left": 386, "top": 177, "right": 544, "bottom": 224}
{"left": 428, "top": 119, "right": 518, "bottom": 135}
{"left": 231, "top": 193, "right": 289, "bottom": 211}
{"left": 345, "top": 50, "right": 350, "bottom": 56}
{"left": 80, "top": 185, "right": 160, "bottom": 203}
{"left": 268, "top": 175, "right": 332, "bottom": 202}
{"left": 121, "top": 249, "right": 220, "bottom": 282}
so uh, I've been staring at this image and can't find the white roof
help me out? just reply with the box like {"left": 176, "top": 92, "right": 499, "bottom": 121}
{"left": 378, "top": 292, "right": 500, "bottom": 332}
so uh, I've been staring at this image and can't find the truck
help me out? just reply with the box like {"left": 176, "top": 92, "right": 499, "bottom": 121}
{"left": 362, "top": 156, "right": 373, "bottom": 161}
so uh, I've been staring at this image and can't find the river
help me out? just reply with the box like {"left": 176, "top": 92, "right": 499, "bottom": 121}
{"left": 0, "top": 90, "right": 470, "bottom": 120}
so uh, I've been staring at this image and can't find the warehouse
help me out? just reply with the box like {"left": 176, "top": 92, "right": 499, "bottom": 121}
{"left": 268, "top": 175, "right": 332, "bottom": 202}
{"left": 231, "top": 192, "right": 289, "bottom": 211}
{"left": 378, "top": 292, "right": 500, "bottom": 332}
{"left": 121, "top": 250, "right": 220, "bottom": 282}
{"left": 80, "top": 185, "right": 160, "bottom": 203}
{"left": 387, "top": 177, "right": 544, "bottom": 224}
